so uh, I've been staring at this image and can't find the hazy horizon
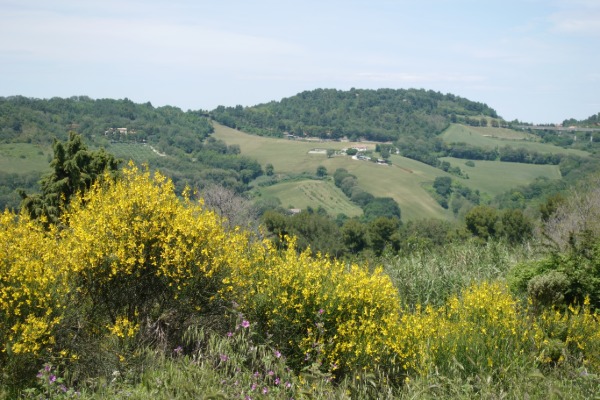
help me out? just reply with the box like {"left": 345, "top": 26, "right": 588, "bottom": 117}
{"left": 1, "top": 0, "right": 599, "bottom": 124}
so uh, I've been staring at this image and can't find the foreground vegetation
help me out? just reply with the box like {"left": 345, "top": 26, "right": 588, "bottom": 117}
{"left": 2, "top": 161, "right": 599, "bottom": 399}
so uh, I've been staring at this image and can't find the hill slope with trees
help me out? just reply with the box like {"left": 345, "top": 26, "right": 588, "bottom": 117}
{"left": 0, "top": 96, "right": 263, "bottom": 209}
{"left": 211, "top": 88, "right": 499, "bottom": 141}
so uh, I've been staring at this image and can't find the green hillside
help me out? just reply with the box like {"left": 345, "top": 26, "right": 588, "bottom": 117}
{"left": 213, "top": 122, "right": 588, "bottom": 221}
{"left": 440, "top": 157, "right": 562, "bottom": 197}
{"left": 2, "top": 95, "right": 597, "bottom": 220}
{"left": 441, "top": 124, "right": 589, "bottom": 157}
{"left": 211, "top": 88, "right": 499, "bottom": 141}
{"left": 257, "top": 180, "right": 363, "bottom": 217}
{"left": 0, "top": 96, "right": 262, "bottom": 209}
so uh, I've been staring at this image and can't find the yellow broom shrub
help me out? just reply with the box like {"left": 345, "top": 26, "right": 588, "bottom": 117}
{"left": 60, "top": 163, "right": 249, "bottom": 340}
{"left": 0, "top": 211, "right": 67, "bottom": 358}
{"left": 225, "top": 238, "right": 402, "bottom": 377}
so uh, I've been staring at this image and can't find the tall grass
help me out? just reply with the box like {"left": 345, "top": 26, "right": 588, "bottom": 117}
{"left": 383, "top": 239, "right": 539, "bottom": 308}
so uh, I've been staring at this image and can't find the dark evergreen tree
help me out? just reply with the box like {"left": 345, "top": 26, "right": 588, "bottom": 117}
{"left": 20, "top": 132, "right": 121, "bottom": 224}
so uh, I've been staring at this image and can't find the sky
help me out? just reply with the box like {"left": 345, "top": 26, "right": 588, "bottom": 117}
{"left": 1, "top": 0, "right": 599, "bottom": 124}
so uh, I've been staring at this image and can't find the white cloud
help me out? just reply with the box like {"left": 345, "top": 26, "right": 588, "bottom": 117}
{"left": 0, "top": 6, "right": 301, "bottom": 69}
{"left": 354, "top": 72, "right": 485, "bottom": 84}
{"left": 551, "top": 12, "right": 600, "bottom": 35}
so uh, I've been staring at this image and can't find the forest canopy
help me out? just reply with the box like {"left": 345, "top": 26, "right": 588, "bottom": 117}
{"left": 211, "top": 88, "right": 499, "bottom": 141}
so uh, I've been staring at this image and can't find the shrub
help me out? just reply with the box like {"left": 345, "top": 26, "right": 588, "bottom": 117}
{"left": 0, "top": 212, "right": 69, "bottom": 387}
{"left": 225, "top": 238, "right": 402, "bottom": 379}
{"left": 58, "top": 163, "right": 250, "bottom": 368}
{"left": 527, "top": 271, "right": 570, "bottom": 309}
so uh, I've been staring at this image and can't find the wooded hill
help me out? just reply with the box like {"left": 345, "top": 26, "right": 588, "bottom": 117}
{"left": 211, "top": 88, "right": 500, "bottom": 141}
{"left": 0, "top": 96, "right": 262, "bottom": 209}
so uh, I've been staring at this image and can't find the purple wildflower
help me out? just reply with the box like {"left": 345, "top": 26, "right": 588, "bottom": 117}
{"left": 220, "top": 354, "right": 229, "bottom": 362}
{"left": 274, "top": 350, "right": 282, "bottom": 358}
{"left": 241, "top": 320, "right": 250, "bottom": 328}
{"left": 262, "top": 387, "right": 268, "bottom": 394}
{"left": 275, "top": 377, "right": 281, "bottom": 385}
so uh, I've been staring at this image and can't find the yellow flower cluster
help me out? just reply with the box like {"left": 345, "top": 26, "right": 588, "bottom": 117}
{"left": 0, "top": 211, "right": 67, "bottom": 356}
{"left": 61, "top": 163, "right": 247, "bottom": 327}
{"left": 107, "top": 315, "right": 139, "bottom": 339}
{"left": 388, "top": 281, "right": 528, "bottom": 376}
{"left": 533, "top": 297, "right": 600, "bottom": 370}
{"left": 226, "top": 238, "right": 401, "bottom": 375}
{"left": 1, "top": 164, "right": 249, "bottom": 361}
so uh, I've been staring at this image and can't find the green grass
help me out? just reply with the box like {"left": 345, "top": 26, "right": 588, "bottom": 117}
{"left": 440, "top": 157, "right": 562, "bottom": 197}
{"left": 256, "top": 179, "right": 363, "bottom": 217}
{"left": 0, "top": 143, "right": 52, "bottom": 174}
{"left": 442, "top": 124, "right": 589, "bottom": 157}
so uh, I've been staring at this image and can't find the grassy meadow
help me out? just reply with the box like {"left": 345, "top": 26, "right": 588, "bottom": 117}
{"left": 0, "top": 143, "right": 52, "bottom": 174}
{"left": 441, "top": 124, "right": 589, "bottom": 157}
{"left": 440, "top": 157, "right": 562, "bottom": 197}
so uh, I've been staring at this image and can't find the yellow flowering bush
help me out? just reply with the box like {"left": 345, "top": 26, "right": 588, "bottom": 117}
{"left": 0, "top": 211, "right": 67, "bottom": 358}
{"left": 60, "top": 163, "right": 248, "bottom": 342}
{"left": 387, "top": 282, "right": 531, "bottom": 378}
{"left": 225, "top": 239, "right": 402, "bottom": 377}
{"left": 3, "top": 161, "right": 599, "bottom": 393}
{"left": 532, "top": 297, "right": 600, "bottom": 371}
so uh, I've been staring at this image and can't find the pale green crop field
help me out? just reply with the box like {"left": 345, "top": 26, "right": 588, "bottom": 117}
{"left": 0, "top": 143, "right": 52, "bottom": 174}
{"left": 440, "top": 157, "right": 562, "bottom": 197}
{"left": 108, "top": 143, "right": 163, "bottom": 164}
{"left": 256, "top": 179, "right": 364, "bottom": 217}
{"left": 441, "top": 124, "right": 589, "bottom": 157}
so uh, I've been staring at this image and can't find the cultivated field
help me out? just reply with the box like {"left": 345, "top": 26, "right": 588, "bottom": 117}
{"left": 256, "top": 179, "right": 363, "bottom": 217}
{"left": 107, "top": 142, "right": 164, "bottom": 164}
{"left": 441, "top": 124, "right": 589, "bottom": 157}
{"left": 213, "top": 123, "right": 452, "bottom": 220}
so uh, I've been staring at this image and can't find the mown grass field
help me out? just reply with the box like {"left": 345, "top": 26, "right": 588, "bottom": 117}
{"left": 441, "top": 124, "right": 589, "bottom": 157}
{"left": 0, "top": 143, "right": 51, "bottom": 174}
{"left": 0, "top": 142, "right": 162, "bottom": 176}
{"left": 440, "top": 157, "right": 562, "bottom": 197}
